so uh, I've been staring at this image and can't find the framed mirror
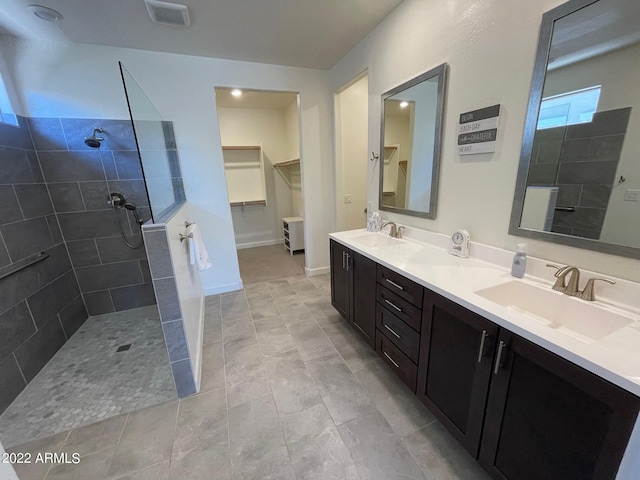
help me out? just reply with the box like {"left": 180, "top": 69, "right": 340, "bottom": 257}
{"left": 379, "top": 63, "right": 447, "bottom": 219}
{"left": 509, "top": 0, "right": 640, "bottom": 258}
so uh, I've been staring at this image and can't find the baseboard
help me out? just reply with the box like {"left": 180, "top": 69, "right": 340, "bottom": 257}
{"left": 204, "top": 281, "right": 244, "bottom": 295}
{"left": 305, "top": 265, "right": 330, "bottom": 277}
{"left": 236, "top": 239, "right": 283, "bottom": 250}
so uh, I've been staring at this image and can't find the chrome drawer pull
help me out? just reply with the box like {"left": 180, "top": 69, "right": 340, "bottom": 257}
{"left": 384, "top": 299, "right": 402, "bottom": 313}
{"left": 384, "top": 324, "right": 401, "bottom": 338}
{"left": 494, "top": 340, "right": 507, "bottom": 375}
{"left": 383, "top": 352, "right": 399, "bottom": 368}
{"left": 477, "top": 330, "right": 488, "bottom": 363}
{"left": 342, "top": 251, "right": 346, "bottom": 269}
{"left": 385, "top": 278, "right": 404, "bottom": 290}
{"left": 345, "top": 253, "right": 351, "bottom": 272}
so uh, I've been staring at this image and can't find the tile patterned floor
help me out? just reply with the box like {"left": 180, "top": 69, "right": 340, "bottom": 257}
{"left": 0, "top": 306, "right": 176, "bottom": 449}
{"left": 7, "top": 274, "right": 492, "bottom": 480}
{"left": 237, "top": 244, "right": 306, "bottom": 284}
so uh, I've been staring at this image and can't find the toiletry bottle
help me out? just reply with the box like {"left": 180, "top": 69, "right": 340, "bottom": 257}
{"left": 511, "top": 243, "right": 527, "bottom": 278}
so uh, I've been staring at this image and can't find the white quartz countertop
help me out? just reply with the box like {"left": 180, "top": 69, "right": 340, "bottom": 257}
{"left": 330, "top": 229, "right": 640, "bottom": 397}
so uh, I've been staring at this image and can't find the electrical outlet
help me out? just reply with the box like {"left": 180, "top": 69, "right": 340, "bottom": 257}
{"left": 344, "top": 194, "right": 352, "bottom": 204}
{"left": 624, "top": 189, "right": 640, "bottom": 202}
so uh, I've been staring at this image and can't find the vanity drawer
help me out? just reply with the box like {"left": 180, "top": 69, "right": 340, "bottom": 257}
{"left": 377, "top": 334, "right": 417, "bottom": 392}
{"left": 377, "top": 265, "right": 423, "bottom": 307}
{"left": 376, "top": 285, "right": 421, "bottom": 332}
{"left": 376, "top": 307, "right": 420, "bottom": 363}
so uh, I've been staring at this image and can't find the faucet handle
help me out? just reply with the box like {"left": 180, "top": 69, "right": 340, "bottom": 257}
{"left": 396, "top": 226, "right": 405, "bottom": 239}
{"left": 580, "top": 277, "right": 616, "bottom": 301}
{"left": 546, "top": 264, "right": 566, "bottom": 291}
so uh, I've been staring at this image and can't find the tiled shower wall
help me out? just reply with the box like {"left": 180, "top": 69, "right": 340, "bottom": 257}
{"left": 27, "top": 117, "right": 156, "bottom": 315}
{"left": 528, "top": 107, "right": 630, "bottom": 239}
{"left": 0, "top": 116, "right": 87, "bottom": 413}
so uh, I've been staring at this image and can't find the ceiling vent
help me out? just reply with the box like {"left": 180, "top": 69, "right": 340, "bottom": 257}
{"left": 145, "top": 0, "right": 190, "bottom": 27}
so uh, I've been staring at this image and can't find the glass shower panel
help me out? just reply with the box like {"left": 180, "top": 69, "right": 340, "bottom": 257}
{"left": 119, "top": 62, "right": 185, "bottom": 221}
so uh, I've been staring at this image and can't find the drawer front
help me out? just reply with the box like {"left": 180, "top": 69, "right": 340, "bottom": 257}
{"left": 376, "top": 334, "right": 417, "bottom": 392}
{"left": 376, "top": 285, "right": 421, "bottom": 332}
{"left": 376, "top": 307, "right": 420, "bottom": 363}
{"left": 283, "top": 221, "right": 289, "bottom": 229}
{"left": 377, "top": 265, "right": 423, "bottom": 307}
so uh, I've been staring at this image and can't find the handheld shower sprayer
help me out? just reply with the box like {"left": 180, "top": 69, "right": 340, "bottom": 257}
{"left": 84, "top": 127, "right": 105, "bottom": 148}
{"left": 108, "top": 192, "right": 143, "bottom": 249}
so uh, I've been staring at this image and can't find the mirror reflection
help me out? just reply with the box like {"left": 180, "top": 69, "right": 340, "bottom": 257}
{"left": 512, "top": 0, "right": 640, "bottom": 257}
{"left": 380, "top": 63, "right": 446, "bottom": 219}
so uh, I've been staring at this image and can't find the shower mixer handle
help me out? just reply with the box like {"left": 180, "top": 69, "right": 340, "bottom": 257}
{"left": 108, "top": 192, "right": 126, "bottom": 208}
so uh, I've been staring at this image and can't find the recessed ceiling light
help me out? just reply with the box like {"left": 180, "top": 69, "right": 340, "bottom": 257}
{"left": 231, "top": 89, "right": 242, "bottom": 97}
{"left": 27, "top": 5, "right": 63, "bottom": 22}
{"left": 400, "top": 101, "right": 409, "bottom": 108}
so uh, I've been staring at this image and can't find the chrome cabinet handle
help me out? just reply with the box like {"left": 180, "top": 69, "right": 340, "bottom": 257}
{"left": 384, "top": 299, "right": 402, "bottom": 313}
{"left": 345, "top": 253, "right": 351, "bottom": 271}
{"left": 385, "top": 278, "right": 404, "bottom": 290}
{"left": 477, "top": 330, "right": 488, "bottom": 363}
{"left": 383, "top": 352, "right": 399, "bottom": 368}
{"left": 342, "top": 251, "right": 346, "bottom": 270}
{"left": 493, "top": 340, "right": 507, "bottom": 375}
{"left": 384, "top": 324, "right": 401, "bottom": 338}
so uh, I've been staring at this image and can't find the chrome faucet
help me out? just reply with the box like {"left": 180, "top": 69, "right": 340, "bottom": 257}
{"left": 579, "top": 277, "right": 616, "bottom": 301}
{"left": 381, "top": 221, "right": 397, "bottom": 238}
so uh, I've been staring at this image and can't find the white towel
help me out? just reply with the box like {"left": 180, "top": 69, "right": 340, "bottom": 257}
{"left": 186, "top": 223, "right": 211, "bottom": 271}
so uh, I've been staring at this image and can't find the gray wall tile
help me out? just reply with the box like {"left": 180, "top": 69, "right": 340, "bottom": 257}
{"left": 534, "top": 140, "right": 563, "bottom": 165}
{"left": 61, "top": 118, "right": 137, "bottom": 151}
{"left": 0, "top": 217, "right": 54, "bottom": 261}
{"left": 0, "top": 239, "right": 9, "bottom": 269}
{"left": 154, "top": 277, "right": 181, "bottom": 322}
{"left": 0, "top": 354, "right": 27, "bottom": 414}
{"left": 101, "top": 151, "right": 119, "bottom": 180}
{"left": 0, "top": 185, "right": 23, "bottom": 225}
{"left": 27, "top": 270, "right": 80, "bottom": 328}
{"left": 556, "top": 184, "right": 581, "bottom": 207}
{"left": 140, "top": 259, "right": 152, "bottom": 283}
{"left": 58, "top": 295, "right": 88, "bottom": 338}
{"left": 110, "top": 283, "right": 156, "bottom": 311}
{"left": 552, "top": 207, "right": 606, "bottom": 231}
{"left": 95, "top": 236, "right": 147, "bottom": 263}
{"left": 66, "top": 239, "right": 101, "bottom": 267}
{"left": 162, "top": 320, "right": 190, "bottom": 362}
{"left": 588, "top": 135, "right": 625, "bottom": 162}
{"left": 27, "top": 118, "right": 67, "bottom": 151}
{"left": 79, "top": 181, "right": 110, "bottom": 210}
{"left": 557, "top": 161, "right": 618, "bottom": 185}
{"left": 107, "top": 179, "right": 149, "bottom": 207}
{"left": 46, "top": 215, "right": 63, "bottom": 244}
{"left": 526, "top": 163, "right": 557, "bottom": 186}
{"left": 0, "top": 301, "right": 36, "bottom": 360}
{"left": 113, "top": 151, "right": 144, "bottom": 180}
{"left": 14, "top": 316, "right": 67, "bottom": 382}
{"left": 83, "top": 290, "right": 115, "bottom": 316}
{"left": 0, "top": 115, "right": 33, "bottom": 150}
{"left": 57, "top": 210, "right": 122, "bottom": 240}
{"left": 143, "top": 230, "right": 174, "bottom": 279}
{"left": 39, "top": 150, "right": 105, "bottom": 182}
{"left": 0, "top": 147, "right": 39, "bottom": 184}
{"left": 75, "top": 261, "right": 143, "bottom": 292}
{"left": 579, "top": 185, "right": 611, "bottom": 209}
{"left": 48, "top": 183, "right": 85, "bottom": 213}
{"left": 13, "top": 184, "right": 54, "bottom": 219}
{"left": 171, "top": 359, "right": 196, "bottom": 398}
{"left": 559, "top": 138, "right": 590, "bottom": 163}
{"left": 26, "top": 150, "right": 44, "bottom": 183}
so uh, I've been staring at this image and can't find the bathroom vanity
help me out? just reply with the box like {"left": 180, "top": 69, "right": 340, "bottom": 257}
{"left": 329, "top": 230, "right": 640, "bottom": 480}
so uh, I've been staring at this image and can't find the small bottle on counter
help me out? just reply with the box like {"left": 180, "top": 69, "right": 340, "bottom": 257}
{"left": 511, "top": 243, "right": 527, "bottom": 278}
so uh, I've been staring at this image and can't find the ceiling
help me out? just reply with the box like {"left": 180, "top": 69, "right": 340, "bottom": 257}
{"left": 0, "top": 0, "right": 403, "bottom": 69}
{"left": 215, "top": 88, "right": 297, "bottom": 110}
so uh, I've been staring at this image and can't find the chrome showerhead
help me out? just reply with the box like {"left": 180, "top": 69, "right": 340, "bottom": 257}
{"left": 84, "top": 127, "right": 105, "bottom": 148}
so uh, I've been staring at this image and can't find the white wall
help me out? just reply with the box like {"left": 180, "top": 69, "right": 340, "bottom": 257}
{"left": 336, "top": 75, "right": 369, "bottom": 230}
{"left": 329, "top": 0, "right": 640, "bottom": 282}
{"left": 544, "top": 43, "right": 640, "bottom": 248}
{"left": 284, "top": 99, "right": 304, "bottom": 218}
{"left": 0, "top": 441, "right": 18, "bottom": 480}
{"left": 2, "top": 35, "right": 334, "bottom": 290}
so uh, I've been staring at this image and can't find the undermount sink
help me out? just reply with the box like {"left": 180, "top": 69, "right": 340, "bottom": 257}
{"left": 475, "top": 281, "right": 634, "bottom": 344}
{"left": 350, "top": 233, "right": 404, "bottom": 248}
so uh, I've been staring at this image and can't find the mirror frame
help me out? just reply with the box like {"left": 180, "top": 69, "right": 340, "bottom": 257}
{"left": 379, "top": 63, "right": 447, "bottom": 219}
{"left": 508, "top": 0, "right": 640, "bottom": 259}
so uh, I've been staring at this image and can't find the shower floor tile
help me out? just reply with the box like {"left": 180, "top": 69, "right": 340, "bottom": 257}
{"left": 0, "top": 305, "right": 176, "bottom": 448}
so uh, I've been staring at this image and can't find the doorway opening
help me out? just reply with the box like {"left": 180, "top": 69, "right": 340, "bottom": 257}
{"left": 214, "top": 87, "right": 305, "bottom": 284}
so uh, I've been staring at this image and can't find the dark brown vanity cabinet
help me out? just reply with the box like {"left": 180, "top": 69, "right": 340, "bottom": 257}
{"left": 375, "top": 265, "right": 423, "bottom": 392}
{"left": 479, "top": 330, "right": 640, "bottom": 480}
{"left": 329, "top": 239, "right": 376, "bottom": 346}
{"left": 417, "top": 291, "right": 499, "bottom": 457}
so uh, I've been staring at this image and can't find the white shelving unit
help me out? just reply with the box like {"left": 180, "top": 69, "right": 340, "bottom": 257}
{"left": 223, "top": 145, "right": 267, "bottom": 207}
{"left": 282, "top": 216, "right": 304, "bottom": 255}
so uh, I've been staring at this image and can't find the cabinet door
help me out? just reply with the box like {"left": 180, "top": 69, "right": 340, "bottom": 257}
{"left": 330, "top": 240, "right": 350, "bottom": 320}
{"left": 417, "top": 291, "right": 498, "bottom": 458}
{"left": 479, "top": 330, "right": 640, "bottom": 480}
{"left": 351, "top": 251, "right": 376, "bottom": 347}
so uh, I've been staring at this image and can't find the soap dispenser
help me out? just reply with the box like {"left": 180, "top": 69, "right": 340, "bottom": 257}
{"left": 511, "top": 243, "right": 527, "bottom": 278}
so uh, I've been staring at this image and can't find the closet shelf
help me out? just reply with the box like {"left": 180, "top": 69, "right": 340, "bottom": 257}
{"left": 273, "top": 158, "right": 300, "bottom": 168}
{"left": 222, "top": 145, "right": 261, "bottom": 151}
{"left": 230, "top": 200, "right": 267, "bottom": 207}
